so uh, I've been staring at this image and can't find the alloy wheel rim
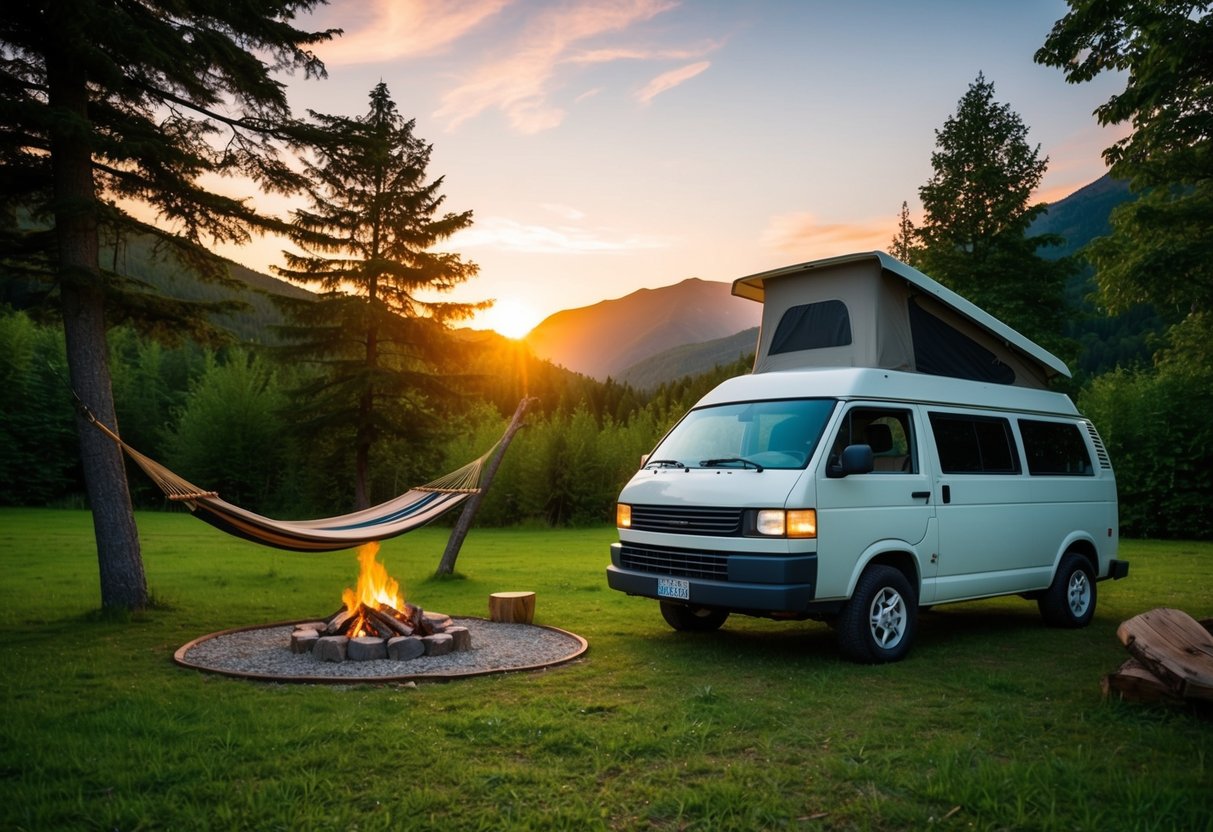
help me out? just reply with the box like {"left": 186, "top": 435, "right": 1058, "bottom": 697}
{"left": 869, "top": 587, "right": 906, "bottom": 648}
{"left": 1067, "top": 571, "right": 1091, "bottom": 617}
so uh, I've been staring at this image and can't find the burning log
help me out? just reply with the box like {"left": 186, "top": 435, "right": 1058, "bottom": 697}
{"left": 367, "top": 605, "right": 413, "bottom": 637}
{"left": 298, "top": 541, "right": 472, "bottom": 662}
{"left": 324, "top": 609, "right": 356, "bottom": 635}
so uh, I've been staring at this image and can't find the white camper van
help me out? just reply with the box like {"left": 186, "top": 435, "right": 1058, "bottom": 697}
{"left": 606, "top": 252, "right": 1127, "bottom": 663}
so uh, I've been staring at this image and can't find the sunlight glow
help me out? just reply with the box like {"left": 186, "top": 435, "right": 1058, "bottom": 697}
{"left": 482, "top": 298, "right": 543, "bottom": 339}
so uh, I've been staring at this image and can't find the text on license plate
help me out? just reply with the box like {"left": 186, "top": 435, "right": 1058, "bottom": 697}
{"left": 657, "top": 577, "right": 690, "bottom": 600}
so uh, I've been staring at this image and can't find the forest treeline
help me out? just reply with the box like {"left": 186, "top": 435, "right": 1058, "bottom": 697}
{"left": 0, "top": 306, "right": 750, "bottom": 528}
{"left": 4, "top": 297, "right": 1211, "bottom": 540}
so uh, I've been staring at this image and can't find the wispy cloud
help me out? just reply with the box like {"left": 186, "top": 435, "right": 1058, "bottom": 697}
{"left": 432, "top": 0, "right": 716, "bottom": 133}
{"left": 314, "top": 0, "right": 511, "bottom": 65}
{"left": 452, "top": 217, "right": 669, "bottom": 254}
{"left": 760, "top": 212, "right": 894, "bottom": 259}
{"left": 539, "top": 203, "right": 587, "bottom": 221}
{"left": 636, "top": 60, "right": 710, "bottom": 103}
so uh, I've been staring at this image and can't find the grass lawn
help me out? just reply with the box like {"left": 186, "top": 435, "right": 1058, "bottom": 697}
{"left": 1, "top": 508, "right": 1211, "bottom": 831}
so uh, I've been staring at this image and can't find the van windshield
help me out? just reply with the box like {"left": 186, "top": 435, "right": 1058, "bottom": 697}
{"left": 649, "top": 399, "right": 836, "bottom": 471}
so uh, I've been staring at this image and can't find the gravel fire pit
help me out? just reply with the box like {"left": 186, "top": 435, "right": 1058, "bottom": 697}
{"left": 175, "top": 617, "right": 587, "bottom": 684}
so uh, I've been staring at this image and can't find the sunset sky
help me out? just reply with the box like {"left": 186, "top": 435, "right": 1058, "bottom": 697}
{"left": 215, "top": 0, "right": 1128, "bottom": 338}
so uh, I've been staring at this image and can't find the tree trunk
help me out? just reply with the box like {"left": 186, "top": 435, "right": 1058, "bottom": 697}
{"left": 434, "top": 397, "right": 536, "bottom": 576}
{"left": 47, "top": 14, "right": 147, "bottom": 610}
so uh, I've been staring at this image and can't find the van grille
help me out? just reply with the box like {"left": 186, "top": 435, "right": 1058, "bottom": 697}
{"left": 618, "top": 544, "right": 728, "bottom": 580}
{"left": 1083, "top": 420, "right": 1113, "bottom": 469}
{"left": 629, "top": 505, "right": 743, "bottom": 535}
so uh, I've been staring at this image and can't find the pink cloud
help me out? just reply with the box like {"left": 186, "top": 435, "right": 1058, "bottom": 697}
{"left": 761, "top": 212, "right": 895, "bottom": 260}
{"left": 636, "top": 60, "right": 710, "bottom": 103}
{"left": 316, "top": 0, "right": 511, "bottom": 65}
{"left": 433, "top": 0, "right": 701, "bottom": 133}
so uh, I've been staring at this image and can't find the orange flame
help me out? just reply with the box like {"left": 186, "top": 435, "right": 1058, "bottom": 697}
{"left": 342, "top": 541, "right": 404, "bottom": 616}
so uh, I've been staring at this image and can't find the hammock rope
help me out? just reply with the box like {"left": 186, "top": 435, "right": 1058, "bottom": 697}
{"left": 76, "top": 399, "right": 506, "bottom": 552}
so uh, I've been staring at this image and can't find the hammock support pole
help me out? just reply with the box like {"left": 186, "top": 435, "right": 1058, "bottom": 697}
{"left": 435, "top": 397, "right": 536, "bottom": 576}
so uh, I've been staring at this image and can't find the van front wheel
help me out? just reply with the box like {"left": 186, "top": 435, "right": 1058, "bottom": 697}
{"left": 1038, "top": 552, "right": 1096, "bottom": 628}
{"left": 837, "top": 565, "right": 917, "bottom": 663}
{"left": 660, "top": 602, "right": 729, "bottom": 632}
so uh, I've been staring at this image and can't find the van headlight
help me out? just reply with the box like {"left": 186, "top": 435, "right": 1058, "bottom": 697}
{"left": 616, "top": 503, "right": 632, "bottom": 528}
{"left": 753, "top": 509, "right": 816, "bottom": 539}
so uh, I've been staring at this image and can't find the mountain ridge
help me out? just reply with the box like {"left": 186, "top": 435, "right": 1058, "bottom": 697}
{"left": 522, "top": 276, "right": 760, "bottom": 380}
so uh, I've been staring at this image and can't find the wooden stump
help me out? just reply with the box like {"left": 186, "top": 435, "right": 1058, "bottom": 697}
{"left": 489, "top": 591, "right": 536, "bottom": 624}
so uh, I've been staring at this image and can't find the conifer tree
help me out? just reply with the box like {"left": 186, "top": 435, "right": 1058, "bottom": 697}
{"left": 889, "top": 201, "right": 920, "bottom": 265}
{"left": 915, "top": 74, "right": 1073, "bottom": 351}
{"left": 274, "top": 83, "right": 483, "bottom": 509}
{"left": 0, "top": 0, "right": 334, "bottom": 609}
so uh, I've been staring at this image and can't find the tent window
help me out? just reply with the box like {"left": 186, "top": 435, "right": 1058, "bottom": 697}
{"left": 769, "top": 300, "right": 852, "bottom": 355}
{"left": 908, "top": 297, "right": 1015, "bottom": 384}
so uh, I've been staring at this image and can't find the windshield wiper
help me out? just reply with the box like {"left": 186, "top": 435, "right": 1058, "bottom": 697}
{"left": 645, "top": 459, "right": 688, "bottom": 469}
{"left": 699, "top": 457, "right": 764, "bottom": 472}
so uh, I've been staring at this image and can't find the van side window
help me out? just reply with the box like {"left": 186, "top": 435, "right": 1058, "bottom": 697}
{"left": 830, "top": 408, "right": 915, "bottom": 473}
{"left": 769, "top": 300, "right": 852, "bottom": 354}
{"left": 929, "top": 413, "right": 1020, "bottom": 474}
{"left": 1018, "top": 419, "right": 1094, "bottom": 476}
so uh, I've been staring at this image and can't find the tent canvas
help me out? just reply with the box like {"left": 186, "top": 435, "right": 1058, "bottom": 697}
{"left": 731, "top": 251, "right": 1070, "bottom": 389}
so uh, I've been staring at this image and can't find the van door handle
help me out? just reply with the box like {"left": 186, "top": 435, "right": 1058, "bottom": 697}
{"left": 942, "top": 485, "right": 951, "bottom": 504}
{"left": 911, "top": 491, "right": 930, "bottom": 502}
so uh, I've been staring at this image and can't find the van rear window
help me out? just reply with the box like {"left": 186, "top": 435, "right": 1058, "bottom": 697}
{"left": 1018, "top": 420, "right": 1094, "bottom": 476}
{"left": 929, "top": 413, "right": 1021, "bottom": 474}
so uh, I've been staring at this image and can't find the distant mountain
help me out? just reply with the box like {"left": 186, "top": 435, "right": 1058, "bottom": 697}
{"left": 1031, "top": 174, "right": 1132, "bottom": 260}
{"left": 523, "top": 277, "right": 761, "bottom": 380}
{"left": 618, "top": 327, "right": 758, "bottom": 390}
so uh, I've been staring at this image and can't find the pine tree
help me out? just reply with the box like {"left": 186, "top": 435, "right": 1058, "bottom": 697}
{"left": 0, "top": 0, "right": 335, "bottom": 609}
{"left": 915, "top": 74, "right": 1073, "bottom": 352}
{"left": 274, "top": 83, "right": 483, "bottom": 509}
{"left": 889, "top": 201, "right": 920, "bottom": 265}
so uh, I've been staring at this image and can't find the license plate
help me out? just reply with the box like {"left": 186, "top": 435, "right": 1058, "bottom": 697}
{"left": 657, "top": 577, "right": 690, "bottom": 600}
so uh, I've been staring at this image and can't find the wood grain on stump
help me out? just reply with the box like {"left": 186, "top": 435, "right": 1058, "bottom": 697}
{"left": 489, "top": 591, "right": 536, "bottom": 624}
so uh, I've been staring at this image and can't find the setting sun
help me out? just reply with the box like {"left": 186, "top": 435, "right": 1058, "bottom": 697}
{"left": 483, "top": 297, "right": 543, "bottom": 339}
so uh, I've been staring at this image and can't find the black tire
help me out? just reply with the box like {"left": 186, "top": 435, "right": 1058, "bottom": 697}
{"left": 836, "top": 565, "right": 918, "bottom": 663}
{"left": 1038, "top": 552, "right": 1097, "bottom": 628}
{"left": 660, "top": 602, "right": 729, "bottom": 632}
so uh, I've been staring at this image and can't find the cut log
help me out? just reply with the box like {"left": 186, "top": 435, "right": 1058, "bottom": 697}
{"left": 324, "top": 608, "right": 356, "bottom": 635}
{"left": 367, "top": 605, "right": 412, "bottom": 637}
{"left": 1102, "top": 657, "right": 1184, "bottom": 704}
{"left": 489, "top": 591, "right": 536, "bottom": 624}
{"left": 1117, "top": 608, "right": 1213, "bottom": 701}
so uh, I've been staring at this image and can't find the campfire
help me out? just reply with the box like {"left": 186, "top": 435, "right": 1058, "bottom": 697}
{"left": 289, "top": 542, "right": 471, "bottom": 663}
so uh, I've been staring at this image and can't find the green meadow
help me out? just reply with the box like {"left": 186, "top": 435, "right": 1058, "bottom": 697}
{"left": 1, "top": 508, "right": 1210, "bottom": 831}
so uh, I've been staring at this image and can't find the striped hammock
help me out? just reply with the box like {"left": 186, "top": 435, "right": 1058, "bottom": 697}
{"left": 86, "top": 415, "right": 494, "bottom": 552}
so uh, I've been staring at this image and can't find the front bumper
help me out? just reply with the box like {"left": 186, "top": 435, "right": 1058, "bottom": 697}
{"left": 606, "top": 541, "right": 817, "bottom": 613}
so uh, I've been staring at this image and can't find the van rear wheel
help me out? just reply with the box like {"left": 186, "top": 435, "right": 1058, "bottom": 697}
{"left": 1038, "top": 552, "right": 1096, "bottom": 628}
{"left": 837, "top": 565, "right": 917, "bottom": 663}
{"left": 660, "top": 602, "right": 729, "bottom": 632}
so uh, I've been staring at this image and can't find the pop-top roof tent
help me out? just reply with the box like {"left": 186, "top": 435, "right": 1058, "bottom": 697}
{"left": 731, "top": 251, "right": 1070, "bottom": 390}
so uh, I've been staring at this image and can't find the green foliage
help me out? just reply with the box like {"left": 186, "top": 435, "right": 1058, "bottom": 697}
{"left": 915, "top": 74, "right": 1076, "bottom": 353}
{"left": 1079, "top": 362, "right": 1213, "bottom": 539}
{"left": 164, "top": 349, "right": 290, "bottom": 511}
{"left": 0, "top": 310, "right": 77, "bottom": 504}
{"left": 1037, "top": 2, "right": 1213, "bottom": 371}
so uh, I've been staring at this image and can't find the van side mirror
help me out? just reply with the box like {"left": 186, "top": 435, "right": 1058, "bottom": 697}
{"left": 828, "top": 444, "right": 874, "bottom": 478}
